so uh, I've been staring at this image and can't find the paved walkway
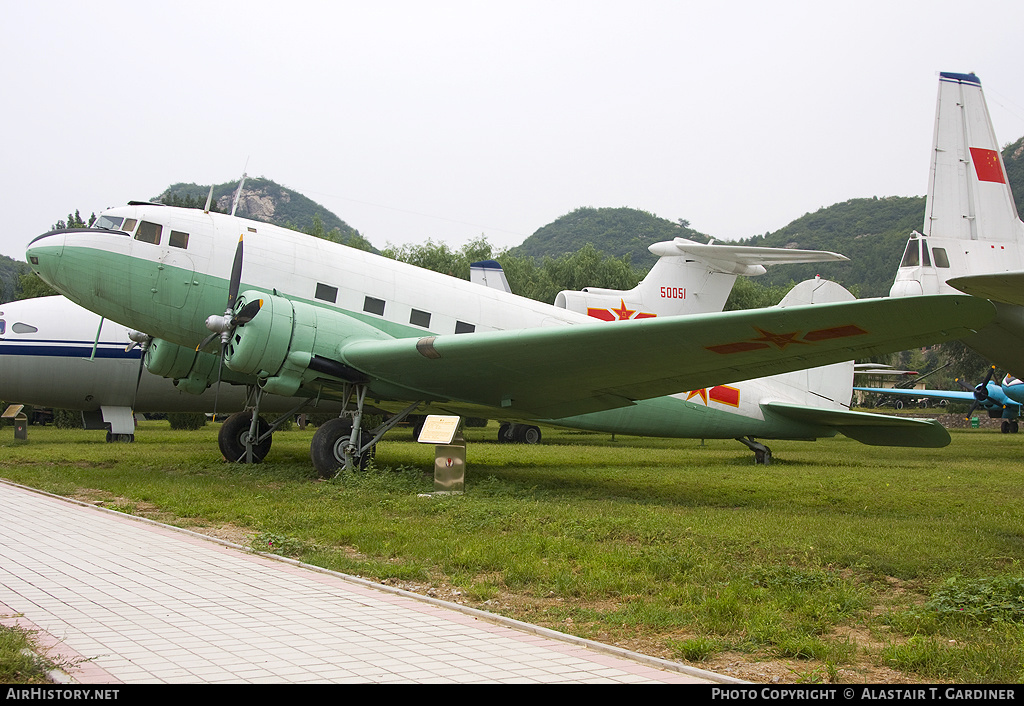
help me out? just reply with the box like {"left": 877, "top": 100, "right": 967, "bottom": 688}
{"left": 0, "top": 480, "right": 734, "bottom": 684}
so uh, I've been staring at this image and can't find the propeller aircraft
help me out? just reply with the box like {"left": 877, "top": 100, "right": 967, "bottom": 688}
{"left": 856, "top": 367, "right": 1024, "bottom": 433}
{"left": 889, "top": 72, "right": 1024, "bottom": 376}
{"left": 26, "top": 200, "right": 995, "bottom": 476}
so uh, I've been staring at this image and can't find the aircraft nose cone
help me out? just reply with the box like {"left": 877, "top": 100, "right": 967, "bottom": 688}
{"left": 26, "top": 229, "right": 68, "bottom": 291}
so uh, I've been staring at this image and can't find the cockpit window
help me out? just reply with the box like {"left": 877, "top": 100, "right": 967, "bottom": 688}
{"left": 0, "top": 320, "right": 5, "bottom": 335}
{"left": 932, "top": 247, "right": 950, "bottom": 268}
{"left": 12, "top": 323, "right": 37, "bottom": 334}
{"left": 94, "top": 215, "right": 137, "bottom": 234}
{"left": 899, "top": 240, "right": 920, "bottom": 268}
{"left": 95, "top": 215, "right": 123, "bottom": 230}
{"left": 135, "top": 221, "right": 162, "bottom": 245}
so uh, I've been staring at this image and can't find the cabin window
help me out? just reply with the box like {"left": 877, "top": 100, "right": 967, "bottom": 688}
{"left": 12, "top": 323, "right": 37, "bottom": 334}
{"left": 363, "top": 296, "right": 385, "bottom": 316}
{"left": 315, "top": 283, "right": 338, "bottom": 303}
{"left": 932, "top": 248, "right": 950, "bottom": 268}
{"left": 410, "top": 309, "right": 431, "bottom": 328}
{"left": 169, "top": 230, "right": 189, "bottom": 249}
{"left": 455, "top": 321, "right": 475, "bottom": 334}
{"left": 135, "top": 220, "right": 162, "bottom": 245}
{"left": 899, "top": 240, "right": 919, "bottom": 267}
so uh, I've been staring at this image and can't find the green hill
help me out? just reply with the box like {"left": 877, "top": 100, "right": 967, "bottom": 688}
{"left": 510, "top": 137, "right": 1024, "bottom": 297}
{"left": 157, "top": 177, "right": 376, "bottom": 252}
{"left": 734, "top": 196, "right": 926, "bottom": 298}
{"left": 510, "top": 207, "right": 710, "bottom": 269}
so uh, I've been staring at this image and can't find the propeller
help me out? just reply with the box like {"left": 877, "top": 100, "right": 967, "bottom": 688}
{"left": 196, "top": 234, "right": 262, "bottom": 420}
{"left": 125, "top": 330, "right": 153, "bottom": 412}
{"left": 965, "top": 366, "right": 998, "bottom": 420}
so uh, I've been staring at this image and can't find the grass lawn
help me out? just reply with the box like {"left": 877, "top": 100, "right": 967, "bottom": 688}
{"left": 0, "top": 419, "right": 1021, "bottom": 683}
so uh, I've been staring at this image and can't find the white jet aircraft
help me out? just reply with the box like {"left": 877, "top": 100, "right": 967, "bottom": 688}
{"left": 26, "top": 198, "right": 993, "bottom": 475}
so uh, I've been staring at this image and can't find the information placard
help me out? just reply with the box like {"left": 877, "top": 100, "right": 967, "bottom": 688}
{"left": 416, "top": 415, "right": 461, "bottom": 444}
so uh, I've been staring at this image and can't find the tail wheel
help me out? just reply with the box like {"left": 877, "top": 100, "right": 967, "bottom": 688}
{"left": 218, "top": 411, "right": 272, "bottom": 463}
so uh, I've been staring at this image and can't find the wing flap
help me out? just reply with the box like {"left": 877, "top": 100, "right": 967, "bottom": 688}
{"left": 763, "top": 402, "right": 951, "bottom": 448}
{"left": 340, "top": 294, "right": 993, "bottom": 419}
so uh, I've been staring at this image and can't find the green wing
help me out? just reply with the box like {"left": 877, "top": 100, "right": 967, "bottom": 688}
{"left": 763, "top": 402, "right": 951, "bottom": 448}
{"left": 340, "top": 295, "right": 993, "bottom": 419}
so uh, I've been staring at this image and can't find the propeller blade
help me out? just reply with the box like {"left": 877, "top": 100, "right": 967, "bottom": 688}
{"left": 226, "top": 234, "right": 244, "bottom": 311}
{"left": 196, "top": 330, "right": 219, "bottom": 352}
{"left": 130, "top": 339, "right": 151, "bottom": 412}
{"left": 211, "top": 349, "right": 225, "bottom": 422}
{"left": 233, "top": 298, "right": 263, "bottom": 326}
{"left": 974, "top": 366, "right": 998, "bottom": 402}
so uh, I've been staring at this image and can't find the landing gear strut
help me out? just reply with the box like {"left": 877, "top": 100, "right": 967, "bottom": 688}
{"left": 737, "top": 436, "right": 772, "bottom": 465}
{"left": 217, "top": 386, "right": 308, "bottom": 463}
{"left": 309, "top": 384, "right": 422, "bottom": 478}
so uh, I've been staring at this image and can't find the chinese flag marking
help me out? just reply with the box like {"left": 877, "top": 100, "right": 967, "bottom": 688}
{"left": 970, "top": 147, "right": 1007, "bottom": 184}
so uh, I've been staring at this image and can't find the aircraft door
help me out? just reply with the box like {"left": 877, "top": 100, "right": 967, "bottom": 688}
{"left": 153, "top": 246, "right": 197, "bottom": 309}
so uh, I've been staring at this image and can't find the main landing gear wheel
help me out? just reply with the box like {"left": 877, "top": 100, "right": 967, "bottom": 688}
{"left": 310, "top": 418, "right": 376, "bottom": 478}
{"left": 497, "top": 423, "right": 542, "bottom": 444}
{"left": 219, "top": 411, "right": 272, "bottom": 463}
{"left": 105, "top": 432, "right": 135, "bottom": 443}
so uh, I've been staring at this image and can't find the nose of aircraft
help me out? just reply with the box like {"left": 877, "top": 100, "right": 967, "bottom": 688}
{"left": 26, "top": 229, "right": 67, "bottom": 290}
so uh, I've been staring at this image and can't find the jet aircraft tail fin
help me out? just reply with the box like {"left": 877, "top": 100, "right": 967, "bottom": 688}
{"left": 553, "top": 238, "right": 848, "bottom": 321}
{"left": 891, "top": 72, "right": 1024, "bottom": 298}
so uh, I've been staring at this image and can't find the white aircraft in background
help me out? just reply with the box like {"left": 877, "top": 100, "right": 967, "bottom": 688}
{"left": 0, "top": 296, "right": 339, "bottom": 449}
{"left": 889, "top": 71, "right": 1024, "bottom": 375}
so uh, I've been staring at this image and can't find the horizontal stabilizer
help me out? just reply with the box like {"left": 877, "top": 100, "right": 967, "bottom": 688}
{"left": 948, "top": 272, "right": 1024, "bottom": 307}
{"left": 763, "top": 402, "right": 951, "bottom": 447}
{"left": 649, "top": 238, "right": 848, "bottom": 275}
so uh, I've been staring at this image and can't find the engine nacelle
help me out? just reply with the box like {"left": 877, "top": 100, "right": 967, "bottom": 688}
{"left": 553, "top": 289, "right": 653, "bottom": 322}
{"left": 224, "top": 290, "right": 392, "bottom": 397}
{"left": 145, "top": 337, "right": 246, "bottom": 395}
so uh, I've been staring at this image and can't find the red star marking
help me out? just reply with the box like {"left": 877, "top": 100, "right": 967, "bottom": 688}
{"left": 750, "top": 328, "right": 808, "bottom": 350}
{"left": 611, "top": 299, "right": 635, "bottom": 320}
{"left": 686, "top": 389, "right": 708, "bottom": 405}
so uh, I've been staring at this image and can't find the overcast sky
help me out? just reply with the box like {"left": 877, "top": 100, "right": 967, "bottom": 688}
{"left": 3, "top": 0, "right": 1022, "bottom": 261}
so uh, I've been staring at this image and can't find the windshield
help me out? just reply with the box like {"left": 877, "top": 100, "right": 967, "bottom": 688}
{"left": 93, "top": 215, "right": 136, "bottom": 234}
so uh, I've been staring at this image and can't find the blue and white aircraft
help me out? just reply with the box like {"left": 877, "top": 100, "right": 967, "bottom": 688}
{"left": 856, "top": 367, "right": 1024, "bottom": 434}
